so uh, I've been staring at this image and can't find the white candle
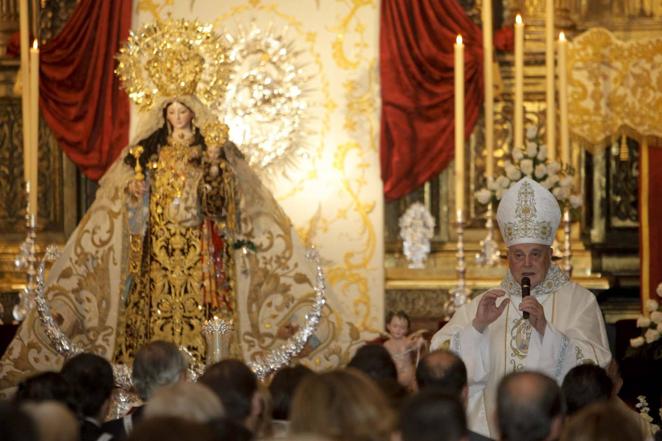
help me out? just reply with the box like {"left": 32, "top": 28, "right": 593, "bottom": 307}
{"left": 482, "top": 0, "right": 494, "bottom": 178}
{"left": 514, "top": 14, "right": 524, "bottom": 150}
{"left": 19, "top": 0, "right": 31, "bottom": 212}
{"left": 559, "top": 32, "right": 569, "bottom": 165}
{"left": 545, "top": 0, "right": 556, "bottom": 161}
{"left": 455, "top": 34, "right": 465, "bottom": 219}
{"left": 29, "top": 39, "right": 39, "bottom": 221}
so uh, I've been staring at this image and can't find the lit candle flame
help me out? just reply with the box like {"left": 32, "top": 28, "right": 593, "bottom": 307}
{"left": 559, "top": 31, "right": 566, "bottom": 42}
{"left": 456, "top": 35, "right": 463, "bottom": 45}
{"left": 516, "top": 14, "right": 523, "bottom": 25}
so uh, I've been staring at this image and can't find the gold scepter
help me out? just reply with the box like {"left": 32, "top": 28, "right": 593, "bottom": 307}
{"left": 129, "top": 145, "right": 144, "bottom": 181}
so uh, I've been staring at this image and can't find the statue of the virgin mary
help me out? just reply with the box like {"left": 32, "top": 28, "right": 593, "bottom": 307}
{"left": 0, "top": 19, "right": 328, "bottom": 390}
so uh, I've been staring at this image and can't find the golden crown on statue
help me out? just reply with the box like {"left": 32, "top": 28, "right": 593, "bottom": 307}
{"left": 116, "top": 18, "right": 234, "bottom": 111}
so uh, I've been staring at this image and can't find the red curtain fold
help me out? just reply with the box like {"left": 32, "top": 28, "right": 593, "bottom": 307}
{"left": 11, "top": 0, "right": 132, "bottom": 181}
{"left": 380, "top": 0, "right": 484, "bottom": 200}
{"left": 641, "top": 144, "right": 662, "bottom": 306}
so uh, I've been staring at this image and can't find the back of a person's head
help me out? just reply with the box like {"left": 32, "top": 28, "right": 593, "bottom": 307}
{"left": 127, "top": 416, "right": 220, "bottom": 441}
{"left": 347, "top": 344, "right": 398, "bottom": 382}
{"left": 289, "top": 368, "right": 395, "bottom": 441}
{"left": 346, "top": 345, "right": 409, "bottom": 412}
{"left": 144, "top": 381, "right": 224, "bottom": 423}
{"left": 560, "top": 401, "right": 644, "bottom": 441}
{"left": 497, "top": 371, "right": 562, "bottom": 441}
{"left": 269, "top": 365, "right": 314, "bottom": 420}
{"left": 22, "top": 400, "right": 79, "bottom": 441}
{"left": 132, "top": 340, "right": 188, "bottom": 401}
{"left": 199, "top": 359, "right": 257, "bottom": 423}
{"left": 0, "top": 401, "right": 39, "bottom": 441}
{"left": 399, "top": 390, "right": 467, "bottom": 441}
{"left": 60, "top": 353, "right": 114, "bottom": 418}
{"left": 561, "top": 363, "right": 613, "bottom": 416}
{"left": 14, "top": 371, "right": 73, "bottom": 410}
{"left": 415, "top": 349, "right": 467, "bottom": 397}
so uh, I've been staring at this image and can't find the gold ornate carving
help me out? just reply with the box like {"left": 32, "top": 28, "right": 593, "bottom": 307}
{"left": 569, "top": 28, "right": 662, "bottom": 146}
{"left": 385, "top": 289, "right": 451, "bottom": 319}
{"left": 0, "top": 98, "right": 64, "bottom": 234}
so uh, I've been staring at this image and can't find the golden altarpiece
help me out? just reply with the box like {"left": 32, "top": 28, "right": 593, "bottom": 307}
{"left": 0, "top": 0, "right": 658, "bottom": 332}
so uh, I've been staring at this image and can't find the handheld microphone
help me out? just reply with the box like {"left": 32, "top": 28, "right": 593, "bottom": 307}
{"left": 521, "top": 276, "right": 531, "bottom": 319}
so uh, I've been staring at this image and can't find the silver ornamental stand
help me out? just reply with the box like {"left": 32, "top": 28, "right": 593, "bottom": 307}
{"left": 449, "top": 210, "right": 470, "bottom": 317}
{"left": 14, "top": 185, "right": 37, "bottom": 322}
{"left": 476, "top": 202, "right": 500, "bottom": 266}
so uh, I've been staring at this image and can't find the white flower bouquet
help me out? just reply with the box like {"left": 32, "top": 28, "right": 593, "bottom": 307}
{"left": 630, "top": 285, "right": 662, "bottom": 349}
{"left": 474, "top": 127, "right": 582, "bottom": 210}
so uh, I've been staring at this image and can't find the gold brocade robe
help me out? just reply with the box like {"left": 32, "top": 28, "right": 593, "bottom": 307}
{"left": 114, "top": 137, "right": 232, "bottom": 365}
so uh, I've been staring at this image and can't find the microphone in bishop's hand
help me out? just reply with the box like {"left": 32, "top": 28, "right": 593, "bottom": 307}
{"left": 521, "top": 276, "right": 531, "bottom": 319}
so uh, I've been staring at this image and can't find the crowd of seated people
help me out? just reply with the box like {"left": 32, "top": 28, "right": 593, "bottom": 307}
{"left": 1, "top": 339, "right": 660, "bottom": 441}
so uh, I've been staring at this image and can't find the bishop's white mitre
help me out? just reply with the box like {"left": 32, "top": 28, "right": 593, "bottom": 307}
{"left": 496, "top": 177, "right": 561, "bottom": 247}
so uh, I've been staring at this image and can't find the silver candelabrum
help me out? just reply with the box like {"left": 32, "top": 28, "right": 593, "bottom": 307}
{"left": 447, "top": 210, "right": 470, "bottom": 319}
{"left": 476, "top": 202, "right": 501, "bottom": 266}
{"left": 14, "top": 209, "right": 37, "bottom": 322}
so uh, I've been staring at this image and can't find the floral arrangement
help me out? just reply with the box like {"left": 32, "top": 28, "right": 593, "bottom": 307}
{"left": 474, "top": 127, "right": 582, "bottom": 210}
{"left": 630, "top": 285, "right": 662, "bottom": 350}
{"left": 636, "top": 395, "right": 661, "bottom": 435}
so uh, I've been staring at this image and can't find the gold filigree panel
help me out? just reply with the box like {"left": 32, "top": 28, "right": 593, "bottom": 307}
{"left": 569, "top": 28, "right": 662, "bottom": 146}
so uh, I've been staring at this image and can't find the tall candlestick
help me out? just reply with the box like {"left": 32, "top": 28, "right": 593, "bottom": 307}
{"left": 454, "top": 35, "right": 465, "bottom": 218}
{"left": 29, "top": 39, "right": 39, "bottom": 221}
{"left": 514, "top": 14, "right": 524, "bottom": 150}
{"left": 19, "top": 0, "right": 31, "bottom": 209}
{"left": 545, "top": 0, "right": 556, "bottom": 161}
{"left": 558, "top": 32, "right": 569, "bottom": 165}
{"left": 482, "top": 0, "right": 494, "bottom": 178}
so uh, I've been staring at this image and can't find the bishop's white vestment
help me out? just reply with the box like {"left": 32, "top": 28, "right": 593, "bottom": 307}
{"left": 431, "top": 265, "right": 611, "bottom": 438}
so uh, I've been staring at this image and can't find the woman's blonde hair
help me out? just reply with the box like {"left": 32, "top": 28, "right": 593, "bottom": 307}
{"left": 289, "top": 368, "right": 395, "bottom": 441}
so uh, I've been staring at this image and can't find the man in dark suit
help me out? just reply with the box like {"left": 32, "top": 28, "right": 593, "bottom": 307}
{"left": 61, "top": 353, "right": 115, "bottom": 441}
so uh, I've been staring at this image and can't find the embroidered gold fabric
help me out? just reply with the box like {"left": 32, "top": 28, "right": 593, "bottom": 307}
{"left": 570, "top": 28, "right": 662, "bottom": 146}
{"left": 114, "top": 136, "right": 231, "bottom": 366}
{"left": 509, "top": 318, "right": 533, "bottom": 370}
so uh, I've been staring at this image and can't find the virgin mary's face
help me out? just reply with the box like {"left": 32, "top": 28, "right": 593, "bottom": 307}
{"left": 166, "top": 101, "right": 194, "bottom": 130}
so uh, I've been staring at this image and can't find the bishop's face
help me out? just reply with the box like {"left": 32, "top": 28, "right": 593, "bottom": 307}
{"left": 507, "top": 243, "right": 552, "bottom": 289}
{"left": 166, "top": 101, "right": 194, "bottom": 131}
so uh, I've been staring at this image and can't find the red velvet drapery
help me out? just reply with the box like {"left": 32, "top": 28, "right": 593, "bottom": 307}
{"left": 641, "top": 144, "right": 662, "bottom": 306}
{"left": 380, "top": 0, "right": 484, "bottom": 200}
{"left": 11, "top": 0, "right": 132, "bottom": 181}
